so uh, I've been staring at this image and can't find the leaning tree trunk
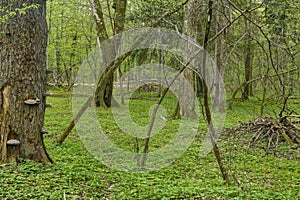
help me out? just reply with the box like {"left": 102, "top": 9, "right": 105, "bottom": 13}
{"left": 0, "top": 0, "right": 51, "bottom": 163}
{"left": 93, "top": 0, "right": 126, "bottom": 108}
{"left": 202, "top": 0, "right": 230, "bottom": 184}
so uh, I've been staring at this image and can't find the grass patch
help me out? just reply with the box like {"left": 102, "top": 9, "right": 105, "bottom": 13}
{"left": 0, "top": 90, "right": 299, "bottom": 199}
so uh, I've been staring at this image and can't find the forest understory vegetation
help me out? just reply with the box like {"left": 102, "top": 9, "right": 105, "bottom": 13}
{"left": 1, "top": 0, "right": 300, "bottom": 199}
{"left": 0, "top": 89, "right": 299, "bottom": 199}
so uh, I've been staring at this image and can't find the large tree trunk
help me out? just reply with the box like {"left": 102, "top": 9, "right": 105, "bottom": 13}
{"left": 180, "top": 0, "right": 200, "bottom": 119}
{"left": 0, "top": 0, "right": 51, "bottom": 163}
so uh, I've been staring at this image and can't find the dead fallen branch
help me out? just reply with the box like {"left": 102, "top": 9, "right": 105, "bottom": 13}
{"left": 226, "top": 116, "right": 300, "bottom": 150}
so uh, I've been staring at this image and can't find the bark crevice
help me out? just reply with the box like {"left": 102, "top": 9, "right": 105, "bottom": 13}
{"left": 0, "top": 85, "right": 11, "bottom": 162}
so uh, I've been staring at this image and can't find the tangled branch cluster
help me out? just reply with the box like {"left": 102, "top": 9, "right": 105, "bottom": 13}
{"left": 227, "top": 116, "right": 300, "bottom": 149}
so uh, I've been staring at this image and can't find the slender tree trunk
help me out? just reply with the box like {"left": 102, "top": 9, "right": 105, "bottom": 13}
{"left": 242, "top": 12, "right": 254, "bottom": 100}
{"left": 202, "top": 0, "right": 230, "bottom": 184}
{"left": 0, "top": 0, "right": 51, "bottom": 163}
{"left": 180, "top": 0, "right": 200, "bottom": 119}
{"left": 55, "top": 46, "right": 63, "bottom": 85}
{"left": 213, "top": 0, "right": 226, "bottom": 112}
{"left": 56, "top": 96, "right": 93, "bottom": 145}
{"left": 118, "top": 66, "right": 125, "bottom": 105}
{"left": 157, "top": 49, "right": 164, "bottom": 98}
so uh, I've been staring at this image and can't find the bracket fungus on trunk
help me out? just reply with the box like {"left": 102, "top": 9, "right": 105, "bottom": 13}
{"left": 24, "top": 98, "right": 40, "bottom": 105}
{"left": 6, "top": 139, "right": 21, "bottom": 162}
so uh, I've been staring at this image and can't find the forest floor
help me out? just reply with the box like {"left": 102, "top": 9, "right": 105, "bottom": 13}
{"left": 0, "top": 89, "right": 299, "bottom": 199}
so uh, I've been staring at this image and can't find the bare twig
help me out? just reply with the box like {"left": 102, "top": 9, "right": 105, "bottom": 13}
{"left": 208, "top": 1, "right": 264, "bottom": 43}
{"left": 227, "top": 0, "right": 285, "bottom": 95}
{"left": 228, "top": 68, "right": 299, "bottom": 109}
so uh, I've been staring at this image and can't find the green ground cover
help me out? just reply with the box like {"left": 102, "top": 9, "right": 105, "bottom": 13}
{"left": 0, "top": 89, "right": 299, "bottom": 199}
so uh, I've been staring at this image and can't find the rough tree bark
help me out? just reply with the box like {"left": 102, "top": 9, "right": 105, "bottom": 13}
{"left": 0, "top": 0, "right": 51, "bottom": 163}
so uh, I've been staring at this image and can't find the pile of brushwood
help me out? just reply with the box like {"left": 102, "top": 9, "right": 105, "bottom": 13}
{"left": 226, "top": 115, "right": 300, "bottom": 150}
{"left": 136, "top": 83, "right": 159, "bottom": 93}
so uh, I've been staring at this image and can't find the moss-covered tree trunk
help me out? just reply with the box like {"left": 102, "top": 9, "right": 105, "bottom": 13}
{"left": 0, "top": 0, "right": 51, "bottom": 163}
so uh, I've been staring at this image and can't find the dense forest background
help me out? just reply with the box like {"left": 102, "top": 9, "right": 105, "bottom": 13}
{"left": 0, "top": 0, "right": 299, "bottom": 199}
{"left": 47, "top": 0, "right": 300, "bottom": 105}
